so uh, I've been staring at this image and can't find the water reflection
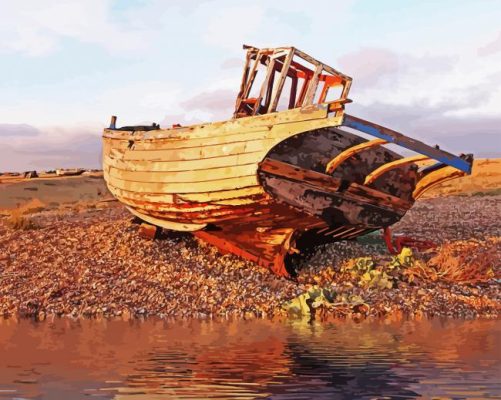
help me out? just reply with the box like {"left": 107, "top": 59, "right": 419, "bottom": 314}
{"left": 0, "top": 317, "right": 499, "bottom": 399}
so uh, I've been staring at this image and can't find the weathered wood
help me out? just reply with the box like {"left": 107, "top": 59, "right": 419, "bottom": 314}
{"left": 107, "top": 174, "right": 259, "bottom": 194}
{"left": 269, "top": 48, "right": 294, "bottom": 112}
{"left": 259, "top": 158, "right": 342, "bottom": 192}
{"left": 364, "top": 155, "right": 428, "bottom": 185}
{"left": 103, "top": 152, "right": 264, "bottom": 173}
{"left": 103, "top": 105, "right": 331, "bottom": 141}
{"left": 259, "top": 157, "right": 412, "bottom": 213}
{"left": 302, "top": 64, "right": 323, "bottom": 106}
{"left": 127, "top": 207, "right": 206, "bottom": 231}
{"left": 293, "top": 47, "right": 352, "bottom": 83}
{"left": 413, "top": 166, "right": 466, "bottom": 199}
{"left": 108, "top": 163, "right": 258, "bottom": 184}
{"left": 102, "top": 45, "right": 470, "bottom": 277}
{"left": 343, "top": 114, "right": 473, "bottom": 174}
{"left": 138, "top": 222, "right": 160, "bottom": 239}
{"left": 325, "top": 139, "right": 387, "bottom": 174}
{"left": 254, "top": 55, "right": 276, "bottom": 115}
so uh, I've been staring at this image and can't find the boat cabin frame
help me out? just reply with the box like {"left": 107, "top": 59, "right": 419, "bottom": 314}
{"left": 234, "top": 45, "right": 352, "bottom": 118}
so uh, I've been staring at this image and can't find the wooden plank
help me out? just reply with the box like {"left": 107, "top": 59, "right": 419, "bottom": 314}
{"left": 177, "top": 186, "right": 265, "bottom": 203}
{"left": 294, "top": 47, "right": 352, "bottom": 83}
{"left": 116, "top": 141, "right": 248, "bottom": 162}
{"left": 138, "top": 223, "right": 160, "bottom": 239}
{"left": 269, "top": 48, "right": 294, "bottom": 112}
{"left": 107, "top": 163, "right": 258, "bottom": 184}
{"left": 102, "top": 105, "right": 329, "bottom": 141}
{"left": 125, "top": 206, "right": 206, "bottom": 232}
{"left": 259, "top": 157, "right": 342, "bottom": 191}
{"left": 131, "top": 204, "right": 261, "bottom": 220}
{"left": 302, "top": 64, "right": 323, "bottom": 106}
{"left": 108, "top": 185, "right": 267, "bottom": 212}
{"left": 413, "top": 166, "right": 466, "bottom": 199}
{"left": 102, "top": 129, "right": 272, "bottom": 151}
{"left": 106, "top": 182, "right": 264, "bottom": 204}
{"left": 142, "top": 207, "right": 264, "bottom": 225}
{"left": 242, "top": 51, "right": 261, "bottom": 99}
{"left": 289, "top": 75, "right": 298, "bottom": 109}
{"left": 340, "top": 78, "right": 352, "bottom": 100}
{"left": 234, "top": 50, "right": 253, "bottom": 116}
{"left": 253, "top": 56, "right": 276, "bottom": 115}
{"left": 103, "top": 151, "right": 264, "bottom": 173}
{"left": 104, "top": 114, "right": 344, "bottom": 164}
{"left": 259, "top": 158, "right": 412, "bottom": 212}
{"left": 106, "top": 173, "right": 258, "bottom": 194}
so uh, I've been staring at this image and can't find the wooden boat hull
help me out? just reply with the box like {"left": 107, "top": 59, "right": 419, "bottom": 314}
{"left": 103, "top": 106, "right": 344, "bottom": 230}
{"left": 102, "top": 44, "right": 472, "bottom": 277}
{"left": 103, "top": 106, "right": 421, "bottom": 276}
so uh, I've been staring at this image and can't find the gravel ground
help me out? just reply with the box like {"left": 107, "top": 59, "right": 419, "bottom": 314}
{"left": 0, "top": 195, "right": 499, "bottom": 320}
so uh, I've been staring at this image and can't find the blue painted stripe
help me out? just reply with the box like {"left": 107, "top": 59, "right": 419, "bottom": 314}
{"left": 342, "top": 115, "right": 472, "bottom": 174}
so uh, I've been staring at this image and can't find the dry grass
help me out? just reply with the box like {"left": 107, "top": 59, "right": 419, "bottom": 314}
{"left": 408, "top": 237, "right": 500, "bottom": 283}
{"left": 422, "top": 158, "right": 501, "bottom": 198}
{"left": 5, "top": 210, "right": 40, "bottom": 230}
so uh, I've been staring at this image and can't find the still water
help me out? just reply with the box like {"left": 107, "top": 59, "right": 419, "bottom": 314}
{"left": 0, "top": 317, "right": 499, "bottom": 399}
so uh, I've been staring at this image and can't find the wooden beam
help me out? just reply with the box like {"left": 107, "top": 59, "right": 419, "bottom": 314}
{"left": 302, "top": 64, "right": 323, "bottom": 106}
{"left": 234, "top": 51, "right": 253, "bottom": 117}
{"left": 343, "top": 114, "right": 474, "bottom": 174}
{"left": 293, "top": 47, "right": 352, "bottom": 83}
{"left": 253, "top": 56, "right": 276, "bottom": 115}
{"left": 364, "top": 155, "right": 429, "bottom": 185}
{"left": 289, "top": 75, "right": 298, "bottom": 109}
{"left": 325, "top": 139, "right": 387, "bottom": 174}
{"left": 269, "top": 48, "right": 295, "bottom": 113}
{"left": 259, "top": 158, "right": 412, "bottom": 212}
{"left": 413, "top": 167, "right": 466, "bottom": 199}
{"left": 243, "top": 51, "right": 262, "bottom": 99}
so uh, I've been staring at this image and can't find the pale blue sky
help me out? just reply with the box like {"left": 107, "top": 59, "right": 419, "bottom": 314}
{"left": 0, "top": 0, "right": 500, "bottom": 170}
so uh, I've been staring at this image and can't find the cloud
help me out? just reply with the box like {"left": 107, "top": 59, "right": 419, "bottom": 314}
{"left": 1, "top": 0, "right": 500, "bottom": 170}
{"left": 0, "top": 125, "right": 102, "bottom": 172}
{"left": 202, "top": 4, "right": 266, "bottom": 50}
{"left": 181, "top": 89, "right": 235, "bottom": 114}
{"left": 221, "top": 57, "right": 243, "bottom": 69}
{"left": 0, "top": 124, "right": 41, "bottom": 137}
{"left": 478, "top": 31, "right": 501, "bottom": 57}
{"left": 160, "top": 89, "right": 236, "bottom": 126}
{"left": 338, "top": 47, "right": 457, "bottom": 93}
{"left": 338, "top": 48, "right": 400, "bottom": 87}
{"left": 348, "top": 101, "right": 501, "bottom": 157}
{"left": 0, "top": 0, "right": 149, "bottom": 57}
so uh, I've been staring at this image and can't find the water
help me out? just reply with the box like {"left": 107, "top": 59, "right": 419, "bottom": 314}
{"left": 0, "top": 317, "right": 499, "bottom": 399}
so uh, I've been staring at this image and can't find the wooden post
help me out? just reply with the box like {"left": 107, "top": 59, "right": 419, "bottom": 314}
{"left": 302, "top": 64, "right": 323, "bottom": 106}
{"left": 138, "top": 222, "right": 160, "bottom": 239}
{"left": 109, "top": 116, "right": 117, "bottom": 129}
{"left": 268, "top": 48, "right": 295, "bottom": 113}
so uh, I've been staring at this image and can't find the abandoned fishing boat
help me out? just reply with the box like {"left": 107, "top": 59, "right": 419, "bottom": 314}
{"left": 102, "top": 45, "right": 473, "bottom": 277}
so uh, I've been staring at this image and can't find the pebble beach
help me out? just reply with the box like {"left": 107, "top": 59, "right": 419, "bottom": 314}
{"left": 0, "top": 192, "right": 499, "bottom": 321}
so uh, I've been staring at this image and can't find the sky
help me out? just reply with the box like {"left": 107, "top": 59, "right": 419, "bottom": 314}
{"left": 0, "top": 0, "right": 500, "bottom": 171}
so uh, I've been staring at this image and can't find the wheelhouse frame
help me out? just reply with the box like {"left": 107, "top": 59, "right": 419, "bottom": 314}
{"left": 234, "top": 45, "right": 352, "bottom": 118}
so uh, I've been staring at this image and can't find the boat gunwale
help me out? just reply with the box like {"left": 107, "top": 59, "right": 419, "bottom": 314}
{"left": 102, "top": 103, "right": 336, "bottom": 141}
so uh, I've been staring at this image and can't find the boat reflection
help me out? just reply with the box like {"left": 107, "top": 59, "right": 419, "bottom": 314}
{"left": 0, "top": 317, "right": 499, "bottom": 399}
